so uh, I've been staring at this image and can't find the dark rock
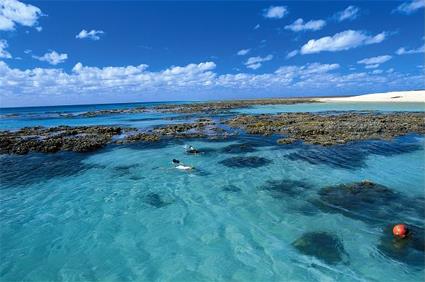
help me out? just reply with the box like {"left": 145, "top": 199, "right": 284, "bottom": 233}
{"left": 292, "top": 232, "right": 347, "bottom": 265}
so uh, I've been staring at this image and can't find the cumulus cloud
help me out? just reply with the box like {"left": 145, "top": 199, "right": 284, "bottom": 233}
{"left": 334, "top": 6, "right": 360, "bottom": 21}
{"left": 396, "top": 44, "right": 425, "bottom": 55}
{"left": 33, "top": 51, "right": 68, "bottom": 65}
{"left": 0, "top": 0, "right": 42, "bottom": 31}
{"left": 237, "top": 49, "right": 250, "bottom": 56}
{"left": 245, "top": 55, "right": 273, "bottom": 69}
{"left": 300, "top": 30, "right": 387, "bottom": 54}
{"left": 285, "top": 18, "right": 326, "bottom": 32}
{"left": 254, "top": 24, "right": 260, "bottom": 30}
{"left": 357, "top": 55, "right": 392, "bottom": 69}
{"left": 0, "top": 39, "right": 12, "bottom": 58}
{"left": 263, "top": 6, "right": 288, "bottom": 19}
{"left": 76, "top": 29, "right": 105, "bottom": 40}
{"left": 395, "top": 0, "right": 425, "bottom": 14}
{"left": 0, "top": 60, "right": 423, "bottom": 106}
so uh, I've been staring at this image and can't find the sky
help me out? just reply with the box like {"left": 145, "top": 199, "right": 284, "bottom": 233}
{"left": 0, "top": 0, "right": 424, "bottom": 107}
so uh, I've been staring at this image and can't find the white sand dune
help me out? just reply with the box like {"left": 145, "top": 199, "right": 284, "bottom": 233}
{"left": 317, "top": 90, "right": 425, "bottom": 103}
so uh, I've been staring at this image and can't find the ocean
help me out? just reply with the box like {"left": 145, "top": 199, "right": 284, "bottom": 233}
{"left": 1, "top": 101, "right": 424, "bottom": 281}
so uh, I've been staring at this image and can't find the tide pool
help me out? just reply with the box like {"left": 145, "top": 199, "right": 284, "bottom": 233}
{"left": 1, "top": 135, "right": 424, "bottom": 281}
{"left": 1, "top": 102, "right": 424, "bottom": 281}
{"left": 235, "top": 102, "right": 425, "bottom": 114}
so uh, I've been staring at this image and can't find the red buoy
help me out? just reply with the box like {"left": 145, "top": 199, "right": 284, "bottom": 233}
{"left": 393, "top": 224, "right": 408, "bottom": 239}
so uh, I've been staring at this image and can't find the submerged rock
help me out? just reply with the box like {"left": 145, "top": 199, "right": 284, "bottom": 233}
{"left": 144, "top": 193, "right": 169, "bottom": 208}
{"left": 292, "top": 232, "right": 347, "bottom": 265}
{"left": 221, "top": 143, "right": 256, "bottom": 154}
{"left": 314, "top": 181, "right": 424, "bottom": 226}
{"left": 260, "top": 179, "right": 312, "bottom": 198}
{"left": 218, "top": 156, "right": 272, "bottom": 168}
{"left": 378, "top": 225, "right": 425, "bottom": 267}
{"left": 222, "top": 185, "right": 241, "bottom": 192}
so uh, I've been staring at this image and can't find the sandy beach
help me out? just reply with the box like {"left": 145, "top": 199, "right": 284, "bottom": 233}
{"left": 317, "top": 90, "right": 425, "bottom": 103}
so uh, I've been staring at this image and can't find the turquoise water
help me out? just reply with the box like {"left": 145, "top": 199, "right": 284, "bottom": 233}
{"left": 1, "top": 102, "right": 424, "bottom": 281}
{"left": 235, "top": 102, "right": 425, "bottom": 114}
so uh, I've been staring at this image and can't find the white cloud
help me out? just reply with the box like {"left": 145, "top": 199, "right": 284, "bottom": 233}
{"left": 237, "top": 49, "right": 250, "bottom": 56}
{"left": 285, "top": 18, "right": 326, "bottom": 32}
{"left": 245, "top": 55, "right": 273, "bottom": 69}
{"left": 395, "top": 0, "right": 425, "bottom": 14}
{"left": 372, "top": 69, "right": 383, "bottom": 74}
{"left": 0, "top": 39, "right": 12, "bottom": 58}
{"left": 254, "top": 24, "right": 260, "bottom": 30}
{"left": 0, "top": 60, "right": 423, "bottom": 106}
{"left": 334, "top": 6, "right": 360, "bottom": 21}
{"left": 33, "top": 51, "right": 68, "bottom": 65}
{"left": 300, "top": 30, "right": 387, "bottom": 54}
{"left": 76, "top": 29, "right": 105, "bottom": 40}
{"left": 396, "top": 44, "right": 425, "bottom": 55}
{"left": 286, "top": 50, "right": 298, "bottom": 59}
{"left": 364, "top": 64, "right": 380, "bottom": 69}
{"left": 263, "top": 6, "right": 288, "bottom": 19}
{"left": 0, "top": 0, "right": 42, "bottom": 31}
{"left": 358, "top": 55, "right": 392, "bottom": 69}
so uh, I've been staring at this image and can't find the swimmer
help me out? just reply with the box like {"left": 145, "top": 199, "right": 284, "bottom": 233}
{"left": 172, "top": 159, "right": 194, "bottom": 170}
{"left": 185, "top": 145, "right": 200, "bottom": 154}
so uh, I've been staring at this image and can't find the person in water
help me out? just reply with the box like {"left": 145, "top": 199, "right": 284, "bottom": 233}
{"left": 185, "top": 145, "right": 200, "bottom": 154}
{"left": 172, "top": 159, "right": 193, "bottom": 170}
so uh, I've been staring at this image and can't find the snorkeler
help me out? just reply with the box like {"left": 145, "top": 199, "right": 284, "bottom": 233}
{"left": 185, "top": 145, "right": 200, "bottom": 154}
{"left": 172, "top": 159, "right": 194, "bottom": 170}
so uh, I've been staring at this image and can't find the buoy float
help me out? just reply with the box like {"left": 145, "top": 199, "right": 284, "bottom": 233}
{"left": 393, "top": 224, "right": 408, "bottom": 239}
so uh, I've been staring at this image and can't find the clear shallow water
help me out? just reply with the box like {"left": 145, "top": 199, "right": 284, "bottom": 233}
{"left": 235, "top": 102, "right": 425, "bottom": 114}
{"left": 1, "top": 102, "right": 424, "bottom": 281}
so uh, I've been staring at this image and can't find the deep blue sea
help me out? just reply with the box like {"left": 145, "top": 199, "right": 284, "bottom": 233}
{"left": 1, "top": 102, "right": 424, "bottom": 281}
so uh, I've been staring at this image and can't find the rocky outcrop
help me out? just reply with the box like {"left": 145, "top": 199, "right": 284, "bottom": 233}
{"left": 0, "top": 126, "right": 122, "bottom": 154}
{"left": 226, "top": 112, "right": 425, "bottom": 146}
{"left": 154, "top": 98, "right": 317, "bottom": 114}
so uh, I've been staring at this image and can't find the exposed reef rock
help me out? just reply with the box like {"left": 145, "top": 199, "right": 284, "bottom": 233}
{"left": 226, "top": 112, "right": 425, "bottom": 146}
{"left": 0, "top": 126, "right": 122, "bottom": 154}
{"left": 0, "top": 119, "right": 224, "bottom": 154}
{"left": 154, "top": 98, "right": 317, "bottom": 114}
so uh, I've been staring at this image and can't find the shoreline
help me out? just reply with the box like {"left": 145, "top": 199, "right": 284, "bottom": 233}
{"left": 316, "top": 90, "right": 425, "bottom": 103}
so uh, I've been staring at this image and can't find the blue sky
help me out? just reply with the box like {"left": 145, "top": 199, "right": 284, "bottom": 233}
{"left": 0, "top": 0, "right": 424, "bottom": 107}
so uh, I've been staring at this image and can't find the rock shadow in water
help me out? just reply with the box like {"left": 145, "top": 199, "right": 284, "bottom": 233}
{"left": 218, "top": 156, "right": 272, "bottom": 168}
{"left": 292, "top": 232, "right": 348, "bottom": 265}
